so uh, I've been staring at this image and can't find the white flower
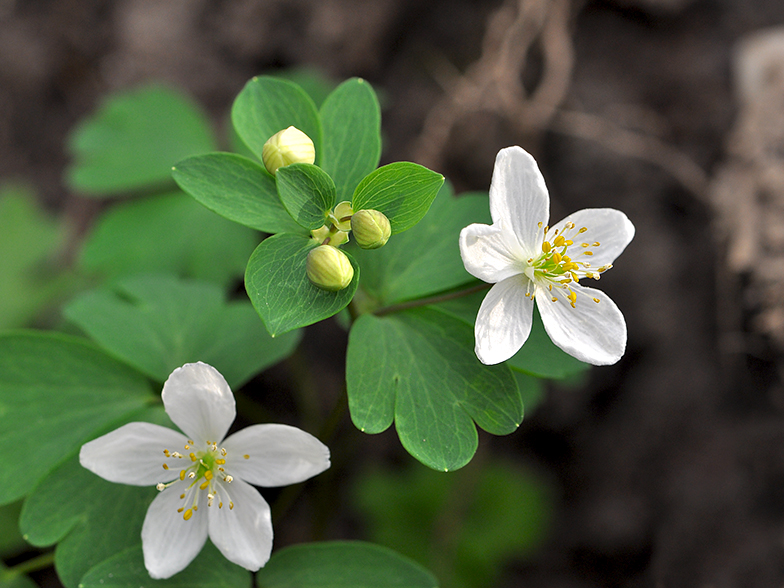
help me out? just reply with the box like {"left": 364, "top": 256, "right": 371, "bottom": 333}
{"left": 459, "top": 146, "right": 635, "bottom": 366}
{"left": 79, "top": 362, "right": 330, "bottom": 579}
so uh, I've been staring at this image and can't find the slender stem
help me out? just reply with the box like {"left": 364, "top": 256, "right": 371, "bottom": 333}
{"left": 5, "top": 552, "right": 55, "bottom": 576}
{"left": 373, "top": 282, "right": 490, "bottom": 317}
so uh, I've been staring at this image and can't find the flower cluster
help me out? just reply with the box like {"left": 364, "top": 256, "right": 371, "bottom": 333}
{"left": 460, "top": 146, "right": 635, "bottom": 366}
{"left": 80, "top": 362, "right": 330, "bottom": 579}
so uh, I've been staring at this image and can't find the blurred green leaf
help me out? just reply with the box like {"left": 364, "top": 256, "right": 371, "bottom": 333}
{"left": 172, "top": 153, "right": 303, "bottom": 234}
{"left": 256, "top": 541, "right": 438, "bottom": 588}
{"left": 80, "top": 543, "right": 249, "bottom": 588}
{"left": 66, "top": 85, "right": 217, "bottom": 196}
{"left": 0, "top": 184, "right": 69, "bottom": 329}
{"left": 352, "top": 163, "right": 443, "bottom": 235}
{"left": 346, "top": 308, "right": 521, "bottom": 471}
{"left": 355, "top": 459, "right": 552, "bottom": 588}
{"left": 351, "top": 185, "right": 490, "bottom": 306}
{"left": 245, "top": 234, "right": 359, "bottom": 337}
{"left": 0, "top": 563, "right": 38, "bottom": 588}
{"left": 276, "top": 164, "right": 336, "bottom": 230}
{"left": 319, "top": 78, "right": 382, "bottom": 202}
{"left": 0, "top": 502, "right": 26, "bottom": 558}
{"left": 274, "top": 67, "right": 337, "bottom": 108}
{"left": 63, "top": 275, "right": 301, "bottom": 387}
{"left": 232, "top": 76, "right": 322, "bottom": 164}
{"left": 80, "top": 192, "right": 259, "bottom": 287}
{"left": 0, "top": 331, "right": 154, "bottom": 505}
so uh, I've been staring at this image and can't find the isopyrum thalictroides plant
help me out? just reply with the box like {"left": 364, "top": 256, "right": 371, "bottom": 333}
{"left": 0, "top": 75, "right": 633, "bottom": 588}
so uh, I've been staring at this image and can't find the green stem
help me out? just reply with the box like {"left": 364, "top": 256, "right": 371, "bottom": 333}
{"left": 373, "top": 282, "right": 490, "bottom": 317}
{"left": 5, "top": 552, "right": 55, "bottom": 577}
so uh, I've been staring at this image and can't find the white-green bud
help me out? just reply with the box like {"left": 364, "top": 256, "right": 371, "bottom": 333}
{"left": 306, "top": 245, "right": 354, "bottom": 291}
{"left": 262, "top": 126, "right": 316, "bottom": 175}
{"left": 351, "top": 209, "right": 391, "bottom": 249}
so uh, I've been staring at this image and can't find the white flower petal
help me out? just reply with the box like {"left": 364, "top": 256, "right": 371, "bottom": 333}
{"left": 162, "top": 362, "right": 236, "bottom": 444}
{"left": 489, "top": 146, "right": 549, "bottom": 257}
{"left": 536, "top": 283, "right": 627, "bottom": 365}
{"left": 80, "top": 422, "right": 189, "bottom": 486}
{"left": 222, "top": 424, "right": 330, "bottom": 487}
{"left": 459, "top": 223, "right": 526, "bottom": 284}
{"left": 474, "top": 274, "right": 535, "bottom": 365}
{"left": 551, "top": 208, "right": 635, "bottom": 268}
{"left": 208, "top": 479, "right": 272, "bottom": 571}
{"left": 141, "top": 479, "right": 209, "bottom": 579}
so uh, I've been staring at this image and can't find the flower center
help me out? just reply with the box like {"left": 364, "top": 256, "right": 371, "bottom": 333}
{"left": 157, "top": 440, "right": 251, "bottom": 520}
{"left": 524, "top": 221, "right": 611, "bottom": 308}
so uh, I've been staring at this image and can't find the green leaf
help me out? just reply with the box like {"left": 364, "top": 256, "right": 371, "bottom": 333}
{"left": 319, "top": 78, "right": 382, "bottom": 202}
{"left": 0, "top": 184, "right": 70, "bottom": 329}
{"left": 354, "top": 460, "right": 552, "bottom": 588}
{"left": 245, "top": 234, "right": 359, "bottom": 337}
{"left": 20, "top": 455, "right": 155, "bottom": 588}
{"left": 66, "top": 85, "right": 217, "bottom": 196}
{"left": 63, "top": 275, "right": 301, "bottom": 387}
{"left": 232, "top": 76, "right": 322, "bottom": 164}
{"left": 276, "top": 164, "right": 336, "bottom": 230}
{"left": 80, "top": 543, "right": 249, "bottom": 588}
{"left": 0, "top": 502, "right": 26, "bottom": 557}
{"left": 346, "top": 308, "right": 521, "bottom": 471}
{"left": 256, "top": 541, "right": 438, "bottom": 588}
{"left": 79, "top": 192, "right": 259, "bottom": 287}
{"left": 172, "top": 153, "right": 303, "bottom": 234}
{"left": 351, "top": 185, "right": 490, "bottom": 306}
{"left": 0, "top": 331, "right": 154, "bottom": 505}
{"left": 351, "top": 163, "right": 444, "bottom": 235}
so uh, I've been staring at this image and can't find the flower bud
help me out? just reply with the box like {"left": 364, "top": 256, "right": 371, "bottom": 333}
{"left": 306, "top": 245, "right": 354, "bottom": 291}
{"left": 262, "top": 126, "right": 316, "bottom": 174}
{"left": 311, "top": 224, "right": 349, "bottom": 247}
{"left": 350, "top": 209, "right": 391, "bottom": 249}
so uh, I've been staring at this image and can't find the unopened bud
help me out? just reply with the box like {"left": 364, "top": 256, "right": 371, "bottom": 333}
{"left": 351, "top": 209, "right": 391, "bottom": 249}
{"left": 306, "top": 245, "right": 354, "bottom": 291}
{"left": 262, "top": 126, "right": 316, "bottom": 174}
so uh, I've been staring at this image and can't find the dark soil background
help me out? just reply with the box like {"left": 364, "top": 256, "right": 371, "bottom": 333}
{"left": 4, "top": 0, "right": 784, "bottom": 586}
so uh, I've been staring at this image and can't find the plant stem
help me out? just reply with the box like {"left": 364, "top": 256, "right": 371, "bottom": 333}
{"left": 373, "top": 282, "right": 490, "bottom": 317}
{"left": 5, "top": 552, "right": 55, "bottom": 577}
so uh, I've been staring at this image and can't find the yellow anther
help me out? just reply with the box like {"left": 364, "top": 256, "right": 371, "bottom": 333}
{"left": 551, "top": 252, "right": 561, "bottom": 264}
{"left": 183, "top": 509, "right": 193, "bottom": 520}
{"left": 581, "top": 243, "right": 589, "bottom": 248}
{"left": 188, "top": 440, "right": 194, "bottom": 444}
{"left": 162, "top": 464, "right": 169, "bottom": 470}
{"left": 178, "top": 507, "right": 184, "bottom": 513}
{"left": 565, "top": 240, "right": 574, "bottom": 246}
{"left": 583, "top": 251, "right": 593, "bottom": 256}
{"left": 184, "top": 444, "right": 190, "bottom": 450}
{"left": 200, "top": 481, "right": 209, "bottom": 490}
{"left": 593, "top": 297, "right": 600, "bottom": 303}
{"left": 229, "top": 502, "right": 234, "bottom": 510}
{"left": 193, "top": 505, "right": 198, "bottom": 512}
{"left": 538, "top": 221, "right": 543, "bottom": 228}
{"left": 578, "top": 227, "right": 588, "bottom": 233}
{"left": 221, "top": 448, "right": 227, "bottom": 456}
{"left": 544, "top": 225, "right": 549, "bottom": 234}
{"left": 189, "top": 453, "right": 196, "bottom": 461}
{"left": 542, "top": 241, "right": 552, "bottom": 253}
{"left": 563, "top": 255, "right": 571, "bottom": 262}
{"left": 219, "top": 502, "right": 223, "bottom": 509}
{"left": 548, "top": 284, "right": 552, "bottom": 291}
{"left": 553, "top": 235, "right": 565, "bottom": 247}
{"left": 593, "top": 242, "right": 600, "bottom": 247}
{"left": 566, "top": 222, "right": 575, "bottom": 229}
{"left": 180, "top": 470, "right": 186, "bottom": 480}
{"left": 568, "top": 290, "right": 577, "bottom": 307}
{"left": 571, "top": 272, "right": 579, "bottom": 282}
{"left": 243, "top": 454, "right": 250, "bottom": 460}
{"left": 551, "top": 296, "right": 557, "bottom": 302}
{"left": 163, "top": 449, "right": 170, "bottom": 456}
{"left": 216, "top": 458, "right": 226, "bottom": 465}
{"left": 180, "top": 493, "right": 185, "bottom": 499}
{"left": 204, "top": 470, "right": 213, "bottom": 480}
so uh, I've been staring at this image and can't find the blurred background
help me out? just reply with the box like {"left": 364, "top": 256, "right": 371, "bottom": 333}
{"left": 3, "top": 0, "right": 784, "bottom": 586}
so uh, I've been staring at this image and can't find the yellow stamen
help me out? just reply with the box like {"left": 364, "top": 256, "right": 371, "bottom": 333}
{"left": 183, "top": 509, "right": 193, "bottom": 520}
{"left": 552, "top": 252, "right": 562, "bottom": 264}
{"left": 200, "top": 480, "right": 209, "bottom": 490}
{"left": 204, "top": 470, "right": 213, "bottom": 480}
{"left": 216, "top": 459, "right": 226, "bottom": 465}
{"left": 593, "top": 297, "right": 600, "bottom": 303}
{"left": 229, "top": 502, "right": 234, "bottom": 510}
{"left": 162, "top": 464, "right": 169, "bottom": 470}
{"left": 243, "top": 454, "right": 250, "bottom": 460}
{"left": 578, "top": 227, "right": 587, "bottom": 233}
{"left": 178, "top": 507, "right": 184, "bottom": 513}
{"left": 180, "top": 470, "right": 186, "bottom": 480}
{"left": 542, "top": 241, "right": 552, "bottom": 253}
{"left": 553, "top": 235, "right": 565, "bottom": 247}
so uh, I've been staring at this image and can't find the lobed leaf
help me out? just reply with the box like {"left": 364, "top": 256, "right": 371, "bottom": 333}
{"left": 346, "top": 308, "right": 521, "bottom": 471}
{"left": 63, "top": 275, "right": 301, "bottom": 387}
